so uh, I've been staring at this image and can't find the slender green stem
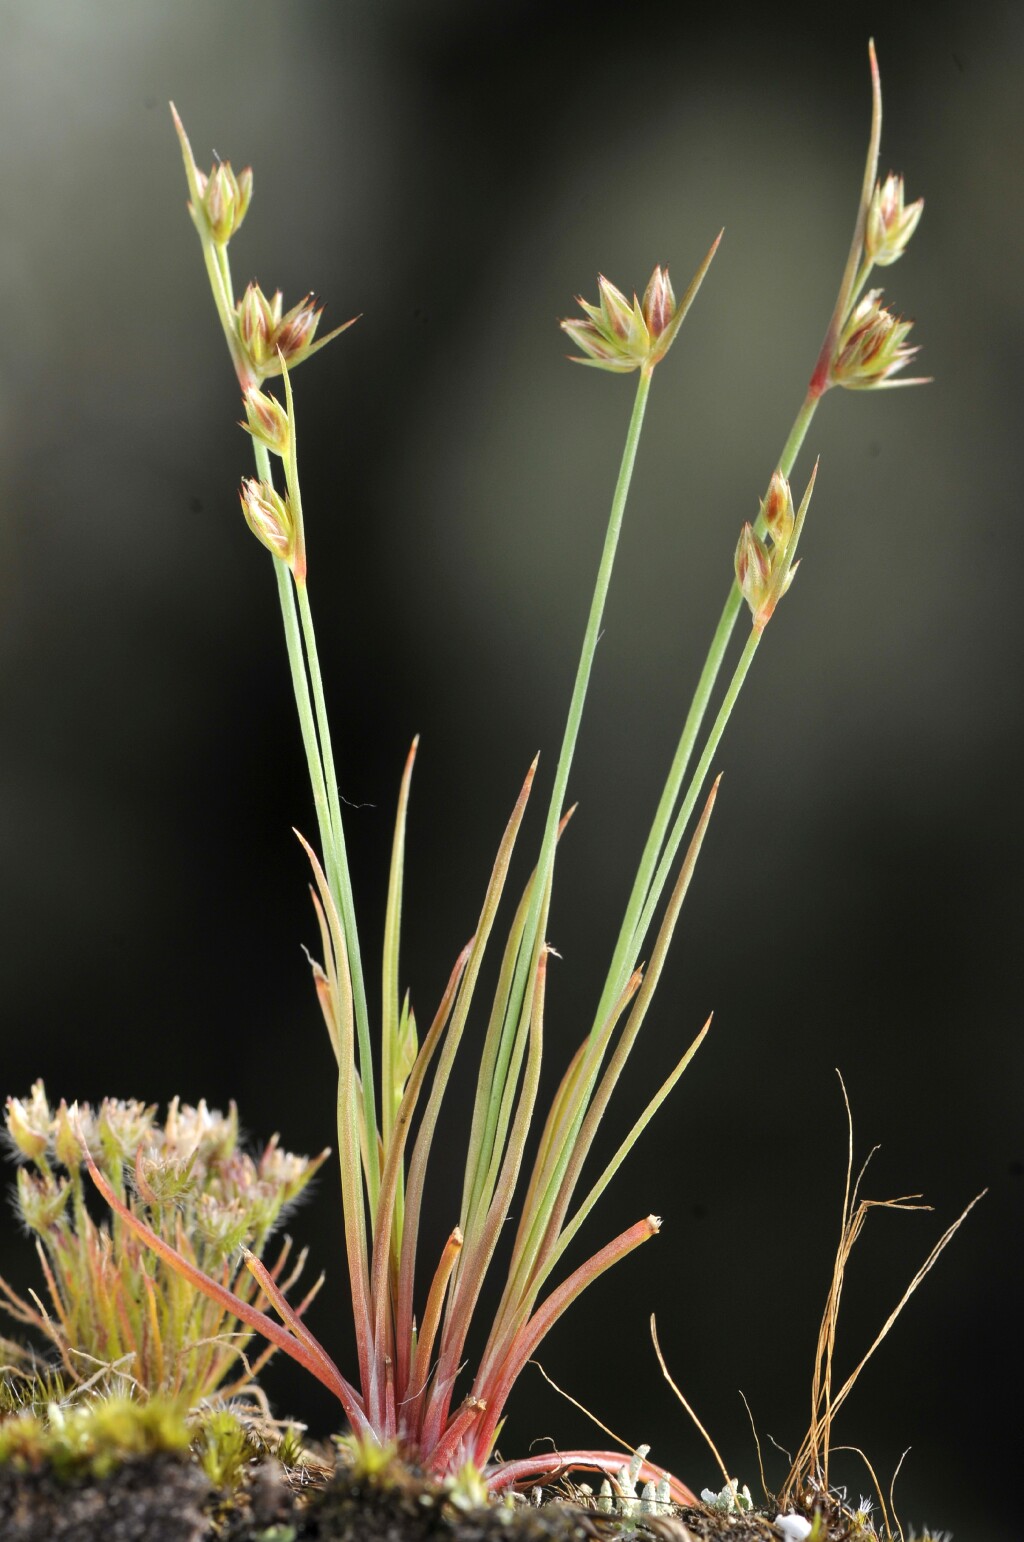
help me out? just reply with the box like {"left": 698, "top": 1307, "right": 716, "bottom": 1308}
{"left": 593, "top": 384, "right": 819, "bottom": 1028}
{"left": 634, "top": 622, "right": 762, "bottom": 952}
{"left": 294, "top": 578, "right": 378, "bottom": 1208}
{"left": 540, "top": 366, "right": 653, "bottom": 875}
{"left": 478, "top": 365, "right": 653, "bottom": 1187}
{"left": 253, "top": 434, "right": 380, "bottom": 1210}
{"left": 252, "top": 419, "right": 379, "bottom": 1206}
{"left": 249, "top": 442, "right": 333, "bottom": 873}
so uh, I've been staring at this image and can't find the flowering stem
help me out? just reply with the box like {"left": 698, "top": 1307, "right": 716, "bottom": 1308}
{"left": 293, "top": 576, "right": 376, "bottom": 1204}
{"left": 595, "top": 383, "right": 819, "bottom": 1023}
{"left": 808, "top": 39, "right": 882, "bottom": 399}
{"left": 250, "top": 439, "right": 378, "bottom": 1205}
{"left": 493, "top": 365, "right": 653, "bottom": 1154}
{"left": 633, "top": 619, "right": 762, "bottom": 950}
{"left": 250, "top": 442, "right": 332, "bottom": 861}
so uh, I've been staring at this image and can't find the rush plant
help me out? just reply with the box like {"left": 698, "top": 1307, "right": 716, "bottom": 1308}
{"left": 84, "top": 42, "right": 925, "bottom": 1499}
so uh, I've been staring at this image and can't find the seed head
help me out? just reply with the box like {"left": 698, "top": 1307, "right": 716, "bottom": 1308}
{"left": 55, "top": 1098, "right": 97, "bottom": 1168}
{"left": 98, "top": 1097, "right": 158, "bottom": 1163}
{"left": 642, "top": 266, "right": 675, "bottom": 339}
{"left": 865, "top": 174, "right": 923, "bottom": 267}
{"left": 831, "top": 290, "right": 922, "bottom": 390}
{"left": 16, "top": 1168, "right": 70, "bottom": 1233}
{"left": 258, "top": 1133, "right": 329, "bottom": 1205}
{"left": 560, "top": 266, "right": 688, "bottom": 372}
{"left": 196, "top": 1192, "right": 253, "bottom": 1258}
{"left": 163, "top": 1097, "right": 238, "bottom": 1163}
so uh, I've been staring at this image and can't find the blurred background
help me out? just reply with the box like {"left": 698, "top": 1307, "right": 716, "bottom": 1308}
{"left": 1, "top": 2, "right": 1021, "bottom": 1538}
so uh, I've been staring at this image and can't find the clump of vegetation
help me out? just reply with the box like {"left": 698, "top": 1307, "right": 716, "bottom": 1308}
{"left": 0, "top": 1083, "right": 327, "bottom": 1403}
{"left": 0, "top": 33, "right": 967, "bottom": 1542}
{"left": 88, "top": 37, "right": 935, "bottom": 1507}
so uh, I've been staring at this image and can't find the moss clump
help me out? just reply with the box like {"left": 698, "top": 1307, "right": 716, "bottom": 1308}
{"left": 0, "top": 1395, "right": 192, "bottom": 1479}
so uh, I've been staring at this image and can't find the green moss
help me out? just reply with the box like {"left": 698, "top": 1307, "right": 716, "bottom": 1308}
{"left": 0, "top": 1394, "right": 192, "bottom": 1479}
{"left": 196, "top": 1408, "right": 257, "bottom": 1491}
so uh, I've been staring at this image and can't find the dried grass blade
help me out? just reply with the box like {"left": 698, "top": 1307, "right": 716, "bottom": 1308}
{"left": 817, "top": 1190, "right": 985, "bottom": 1468}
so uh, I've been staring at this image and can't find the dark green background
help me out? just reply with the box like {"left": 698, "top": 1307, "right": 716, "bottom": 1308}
{"left": 1, "top": 4, "right": 1020, "bottom": 1539}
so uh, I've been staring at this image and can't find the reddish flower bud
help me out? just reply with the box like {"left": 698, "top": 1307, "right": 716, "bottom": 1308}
{"left": 642, "top": 265, "right": 676, "bottom": 340}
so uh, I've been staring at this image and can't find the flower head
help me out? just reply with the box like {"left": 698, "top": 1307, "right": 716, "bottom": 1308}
{"left": 561, "top": 236, "right": 721, "bottom": 374}
{"left": 561, "top": 273, "right": 656, "bottom": 373}
{"left": 5, "top": 1082, "right": 52, "bottom": 1162}
{"left": 865, "top": 174, "right": 923, "bottom": 267}
{"left": 241, "top": 386, "right": 291, "bottom": 458}
{"left": 734, "top": 523, "right": 772, "bottom": 619}
{"left": 236, "top": 282, "right": 357, "bottom": 383}
{"left": 196, "top": 159, "right": 253, "bottom": 246}
{"left": 735, "top": 464, "right": 818, "bottom": 631}
{"left": 831, "top": 289, "right": 923, "bottom": 390}
{"left": 239, "top": 476, "right": 301, "bottom": 573}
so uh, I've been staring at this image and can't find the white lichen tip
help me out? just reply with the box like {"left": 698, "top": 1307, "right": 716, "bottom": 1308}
{"left": 774, "top": 1514, "right": 813, "bottom": 1541}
